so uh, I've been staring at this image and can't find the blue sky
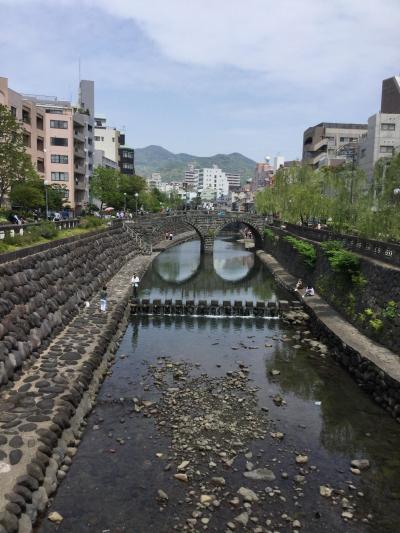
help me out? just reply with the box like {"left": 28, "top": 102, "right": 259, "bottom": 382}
{"left": 0, "top": 0, "right": 399, "bottom": 161}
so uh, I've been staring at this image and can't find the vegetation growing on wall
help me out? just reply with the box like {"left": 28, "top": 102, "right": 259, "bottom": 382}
{"left": 263, "top": 228, "right": 275, "bottom": 240}
{"left": 284, "top": 235, "right": 316, "bottom": 268}
{"left": 320, "top": 240, "right": 361, "bottom": 281}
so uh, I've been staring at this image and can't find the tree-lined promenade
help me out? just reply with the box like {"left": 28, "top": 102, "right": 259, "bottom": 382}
{"left": 256, "top": 155, "right": 400, "bottom": 241}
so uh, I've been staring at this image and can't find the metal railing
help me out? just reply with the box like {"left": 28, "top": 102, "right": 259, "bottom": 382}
{"left": 0, "top": 219, "right": 80, "bottom": 241}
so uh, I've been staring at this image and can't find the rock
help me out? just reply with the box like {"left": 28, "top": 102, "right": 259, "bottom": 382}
{"left": 319, "top": 486, "right": 333, "bottom": 497}
{"left": 237, "top": 486, "right": 259, "bottom": 503}
{"left": 342, "top": 511, "right": 354, "bottom": 520}
{"left": 273, "top": 394, "right": 285, "bottom": 406}
{"left": 244, "top": 468, "right": 276, "bottom": 482}
{"left": 174, "top": 473, "right": 188, "bottom": 482}
{"left": 270, "top": 369, "right": 280, "bottom": 376}
{"left": 211, "top": 477, "right": 226, "bottom": 486}
{"left": 177, "top": 460, "right": 190, "bottom": 471}
{"left": 200, "top": 495, "right": 214, "bottom": 505}
{"left": 157, "top": 489, "right": 169, "bottom": 501}
{"left": 293, "top": 519, "right": 302, "bottom": 528}
{"left": 351, "top": 459, "right": 370, "bottom": 471}
{"left": 295, "top": 454, "right": 308, "bottom": 464}
{"left": 234, "top": 512, "right": 249, "bottom": 526}
{"left": 48, "top": 511, "right": 63, "bottom": 523}
{"left": 270, "top": 432, "right": 284, "bottom": 440}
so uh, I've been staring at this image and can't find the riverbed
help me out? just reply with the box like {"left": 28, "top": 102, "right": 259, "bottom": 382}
{"left": 37, "top": 237, "right": 400, "bottom": 533}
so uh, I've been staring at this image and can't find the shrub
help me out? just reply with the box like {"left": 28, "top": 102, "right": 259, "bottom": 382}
{"left": 284, "top": 235, "right": 316, "bottom": 268}
{"left": 369, "top": 318, "right": 383, "bottom": 331}
{"left": 263, "top": 228, "right": 275, "bottom": 240}
{"left": 384, "top": 300, "right": 398, "bottom": 320}
{"left": 37, "top": 221, "right": 58, "bottom": 239}
{"left": 79, "top": 216, "right": 105, "bottom": 229}
{"left": 320, "top": 240, "right": 360, "bottom": 279}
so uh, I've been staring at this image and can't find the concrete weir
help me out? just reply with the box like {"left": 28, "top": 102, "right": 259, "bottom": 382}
{"left": 0, "top": 230, "right": 194, "bottom": 533}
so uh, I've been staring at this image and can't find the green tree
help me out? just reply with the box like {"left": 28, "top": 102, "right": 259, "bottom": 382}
{"left": 90, "top": 167, "right": 121, "bottom": 211}
{"left": 9, "top": 178, "right": 45, "bottom": 210}
{"left": 0, "top": 104, "right": 38, "bottom": 206}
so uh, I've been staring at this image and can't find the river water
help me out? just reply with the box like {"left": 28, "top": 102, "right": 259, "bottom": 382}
{"left": 38, "top": 237, "right": 400, "bottom": 533}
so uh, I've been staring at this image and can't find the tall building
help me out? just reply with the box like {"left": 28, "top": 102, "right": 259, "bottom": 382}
{"left": 302, "top": 122, "right": 367, "bottom": 168}
{"left": 118, "top": 145, "right": 135, "bottom": 175}
{"left": 183, "top": 164, "right": 200, "bottom": 191}
{"left": 0, "top": 77, "right": 46, "bottom": 179}
{"left": 0, "top": 77, "right": 95, "bottom": 212}
{"left": 94, "top": 116, "right": 122, "bottom": 163}
{"left": 146, "top": 173, "right": 162, "bottom": 189}
{"left": 198, "top": 165, "right": 229, "bottom": 199}
{"left": 358, "top": 76, "right": 400, "bottom": 180}
{"left": 273, "top": 155, "right": 285, "bottom": 171}
{"left": 251, "top": 158, "right": 274, "bottom": 191}
{"left": 381, "top": 75, "right": 400, "bottom": 114}
{"left": 225, "top": 172, "right": 241, "bottom": 191}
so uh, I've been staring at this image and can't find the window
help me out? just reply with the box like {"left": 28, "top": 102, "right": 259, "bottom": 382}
{"left": 381, "top": 123, "right": 396, "bottom": 131}
{"left": 51, "top": 154, "right": 69, "bottom": 164}
{"left": 23, "top": 133, "right": 31, "bottom": 148}
{"left": 360, "top": 148, "right": 366, "bottom": 158}
{"left": 380, "top": 145, "right": 394, "bottom": 154}
{"left": 10, "top": 106, "right": 17, "bottom": 117}
{"left": 51, "top": 137, "right": 68, "bottom": 146}
{"left": 37, "top": 159, "right": 45, "bottom": 173}
{"left": 94, "top": 136, "right": 101, "bottom": 141}
{"left": 46, "top": 108, "right": 64, "bottom": 114}
{"left": 52, "top": 186, "right": 69, "bottom": 199}
{"left": 88, "top": 138, "right": 92, "bottom": 145}
{"left": 22, "top": 109, "right": 31, "bottom": 124}
{"left": 37, "top": 115, "right": 44, "bottom": 130}
{"left": 88, "top": 124, "right": 93, "bottom": 132}
{"left": 51, "top": 172, "right": 69, "bottom": 181}
{"left": 37, "top": 137, "right": 44, "bottom": 151}
{"left": 50, "top": 120, "right": 68, "bottom": 129}
{"left": 123, "top": 163, "right": 134, "bottom": 169}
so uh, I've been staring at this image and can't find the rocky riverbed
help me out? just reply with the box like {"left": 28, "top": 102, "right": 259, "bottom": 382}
{"left": 36, "top": 306, "right": 393, "bottom": 533}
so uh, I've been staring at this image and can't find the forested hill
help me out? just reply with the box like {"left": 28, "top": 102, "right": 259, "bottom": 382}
{"left": 134, "top": 145, "right": 256, "bottom": 183}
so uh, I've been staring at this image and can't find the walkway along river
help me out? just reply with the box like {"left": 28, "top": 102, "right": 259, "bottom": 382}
{"left": 37, "top": 236, "right": 400, "bottom": 533}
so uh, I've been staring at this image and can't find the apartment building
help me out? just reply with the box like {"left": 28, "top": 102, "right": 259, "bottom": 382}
{"left": 251, "top": 159, "right": 274, "bottom": 191}
{"left": 183, "top": 164, "right": 200, "bottom": 191}
{"left": 198, "top": 165, "right": 229, "bottom": 199}
{"left": 118, "top": 145, "right": 135, "bottom": 176}
{"left": 93, "top": 150, "right": 119, "bottom": 170}
{"left": 302, "top": 122, "right": 367, "bottom": 168}
{"left": 94, "top": 116, "right": 123, "bottom": 163}
{"left": 0, "top": 77, "right": 46, "bottom": 178}
{"left": 0, "top": 77, "right": 94, "bottom": 212}
{"left": 225, "top": 172, "right": 241, "bottom": 191}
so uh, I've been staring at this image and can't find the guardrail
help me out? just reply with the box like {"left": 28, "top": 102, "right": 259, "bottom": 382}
{"left": 273, "top": 222, "right": 400, "bottom": 268}
{"left": 0, "top": 219, "right": 79, "bottom": 241}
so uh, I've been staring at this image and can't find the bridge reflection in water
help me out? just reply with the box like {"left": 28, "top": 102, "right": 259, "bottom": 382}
{"left": 140, "top": 235, "right": 282, "bottom": 302}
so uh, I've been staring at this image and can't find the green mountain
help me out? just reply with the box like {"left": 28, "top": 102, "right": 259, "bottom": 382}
{"left": 134, "top": 145, "right": 256, "bottom": 184}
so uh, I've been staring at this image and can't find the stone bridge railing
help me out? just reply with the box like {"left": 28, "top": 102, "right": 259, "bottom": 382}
{"left": 276, "top": 222, "right": 400, "bottom": 268}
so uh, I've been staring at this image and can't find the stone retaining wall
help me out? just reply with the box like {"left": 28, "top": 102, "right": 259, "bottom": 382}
{"left": 264, "top": 230, "right": 400, "bottom": 353}
{"left": 0, "top": 225, "right": 136, "bottom": 387}
{"left": 0, "top": 231, "right": 195, "bottom": 532}
{"left": 257, "top": 250, "right": 400, "bottom": 425}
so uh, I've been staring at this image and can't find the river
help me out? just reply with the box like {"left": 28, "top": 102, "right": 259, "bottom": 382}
{"left": 37, "top": 236, "right": 400, "bottom": 533}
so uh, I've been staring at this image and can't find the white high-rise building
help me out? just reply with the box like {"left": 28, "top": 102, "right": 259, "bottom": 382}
{"left": 198, "top": 165, "right": 229, "bottom": 199}
{"left": 94, "top": 116, "right": 121, "bottom": 163}
{"left": 147, "top": 173, "right": 162, "bottom": 189}
{"left": 273, "top": 155, "right": 285, "bottom": 171}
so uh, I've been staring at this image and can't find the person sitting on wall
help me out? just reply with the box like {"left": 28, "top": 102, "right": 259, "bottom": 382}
{"left": 303, "top": 286, "right": 315, "bottom": 297}
{"left": 294, "top": 279, "right": 304, "bottom": 291}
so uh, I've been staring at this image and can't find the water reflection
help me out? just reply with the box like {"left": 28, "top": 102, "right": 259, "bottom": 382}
{"left": 143, "top": 236, "right": 284, "bottom": 302}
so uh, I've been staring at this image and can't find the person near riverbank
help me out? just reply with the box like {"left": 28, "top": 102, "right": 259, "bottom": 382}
{"left": 303, "top": 286, "right": 314, "bottom": 297}
{"left": 294, "top": 279, "right": 304, "bottom": 291}
{"left": 169, "top": 232, "right": 173, "bottom": 240}
{"left": 131, "top": 273, "right": 140, "bottom": 297}
{"left": 100, "top": 286, "right": 107, "bottom": 312}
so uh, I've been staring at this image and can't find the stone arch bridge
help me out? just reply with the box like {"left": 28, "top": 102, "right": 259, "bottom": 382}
{"left": 124, "top": 212, "right": 266, "bottom": 253}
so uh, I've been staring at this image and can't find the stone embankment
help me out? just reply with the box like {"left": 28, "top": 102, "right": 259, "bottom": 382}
{"left": 0, "top": 228, "right": 195, "bottom": 533}
{"left": 257, "top": 250, "right": 400, "bottom": 424}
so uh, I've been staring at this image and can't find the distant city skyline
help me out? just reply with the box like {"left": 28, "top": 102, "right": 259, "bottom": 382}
{"left": 0, "top": 0, "right": 399, "bottom": 161}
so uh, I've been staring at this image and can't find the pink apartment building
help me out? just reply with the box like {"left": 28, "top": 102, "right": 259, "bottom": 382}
{"left": 0, "top": 77, "right": 94, "bottom": 213}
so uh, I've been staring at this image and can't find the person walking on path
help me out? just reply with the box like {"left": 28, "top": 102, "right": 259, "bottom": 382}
{"left": 131, "top": 273, "right": 140, "bottom": 297}
{"left": 100, "top": 286, "right": 108, "bottom": 312}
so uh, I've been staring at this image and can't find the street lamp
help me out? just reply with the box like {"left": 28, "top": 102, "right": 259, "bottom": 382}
{"left": 44, "top": 180, "right": 49, "bottom": 220}
{"left": 123, "top": 192, "right": 127, "bottom": 214}
{"left": 134, "top": 192, "right": 139, "bottom": 215}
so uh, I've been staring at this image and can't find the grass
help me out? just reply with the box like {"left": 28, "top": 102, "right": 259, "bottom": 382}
{"left": 0, "top": 218, "right": 107, "bottom": 255}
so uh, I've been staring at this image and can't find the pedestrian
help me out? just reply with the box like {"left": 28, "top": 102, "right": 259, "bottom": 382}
{"left": 303, "top": 285, "right": 314, "bottom": 297}
{"left": 131, "top": 273, "right": 140, "bottom": 297}
{"left": 294, "top": 279, "right": 304, "bottom": 291}
{"left": 169, "top": 232, "right": 173, "bottom": 240}
{"left": 165, "top": 232, "right": 169, "bottom": 240}
{"left": 100, "top": 286, "right": 107, "bottom": 312}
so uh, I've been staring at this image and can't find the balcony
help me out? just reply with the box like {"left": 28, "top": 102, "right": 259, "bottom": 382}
{"left": 74, "top": 147, "right": 85, "bottom": 159}
{"left": 74, "top": 161, "right": 86, "bottom": 175}
{"left": 74, "top": 129, "right": 85, "bottom": 142}
{"left": 74, "top": 177, "right": 87, "bottom": 191}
